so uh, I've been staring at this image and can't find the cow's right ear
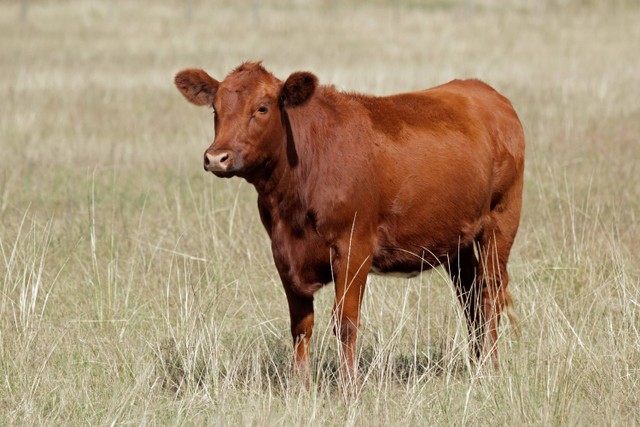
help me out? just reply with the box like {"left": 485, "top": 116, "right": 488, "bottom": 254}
{"left": 174, "top": 69, "right": 219, "bottom": 106}
{"left": 280, "top": 71, "right": 318, "bottom": 108}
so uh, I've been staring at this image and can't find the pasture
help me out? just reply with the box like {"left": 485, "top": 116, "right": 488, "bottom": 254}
{"left": 1, "top": 0, "right": 639, "bottom": 424}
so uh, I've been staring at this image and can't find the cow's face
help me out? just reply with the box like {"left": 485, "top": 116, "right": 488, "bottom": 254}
{"left": 175, "top": 62, "right": 317, "bottom": 180}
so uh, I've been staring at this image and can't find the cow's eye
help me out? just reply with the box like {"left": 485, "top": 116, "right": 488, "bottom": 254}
{"left": 257, "top": 106, "right": 268, "bottom": 114}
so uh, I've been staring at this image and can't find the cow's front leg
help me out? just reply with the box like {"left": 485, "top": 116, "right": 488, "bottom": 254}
{"left": 283, "top": 285, "right": 314, "bottom": 384}
{"left": 332, "top": 240, "right": 373, "bottom": 388}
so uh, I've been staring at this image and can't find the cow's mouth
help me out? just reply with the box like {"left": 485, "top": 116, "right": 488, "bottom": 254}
{"left": 211, "top": 170, "right": 235, "bottom": 179}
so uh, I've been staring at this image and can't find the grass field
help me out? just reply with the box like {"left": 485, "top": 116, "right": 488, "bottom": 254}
{"left": 1, "top": 0, "right": 639, "bottom": 425}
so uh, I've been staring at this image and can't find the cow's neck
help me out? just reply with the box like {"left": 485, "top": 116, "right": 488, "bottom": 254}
{"left": 252, "top": 108, "right": 313, "bottom": 226}
{"left": 252, "top": 88, "right": 344, "bottom": 228}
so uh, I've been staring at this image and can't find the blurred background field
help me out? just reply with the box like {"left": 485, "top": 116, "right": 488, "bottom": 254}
{"left": 1, "top": 0, "right": 639, "bottom": 425}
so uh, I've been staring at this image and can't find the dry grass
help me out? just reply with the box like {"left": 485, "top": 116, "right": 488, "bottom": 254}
{"left": 1, "top": 0, "right": 639, "bottom": 425}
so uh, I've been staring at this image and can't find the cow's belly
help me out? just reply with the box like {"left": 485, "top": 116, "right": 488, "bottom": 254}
{"left": 370, "top": 244, "right": 442, "bottom": 277}
{"left": 369, "top": 264, "right": 422, "bottom": 278}
{"left": 370, "top": 211, "right": 485, "bottom": 276}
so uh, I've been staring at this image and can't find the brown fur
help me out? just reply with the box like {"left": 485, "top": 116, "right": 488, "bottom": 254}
{"left": 174, "top": 61, "right": 525, "bottom": 380}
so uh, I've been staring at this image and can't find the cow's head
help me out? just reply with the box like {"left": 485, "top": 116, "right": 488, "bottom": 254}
{"left": 174, "top": 62, "right": 318, "bottom": 180}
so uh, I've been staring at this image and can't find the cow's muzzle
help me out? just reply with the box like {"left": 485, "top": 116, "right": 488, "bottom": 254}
{"left": 204, "top": 150, "right": 234, "bottom": 173}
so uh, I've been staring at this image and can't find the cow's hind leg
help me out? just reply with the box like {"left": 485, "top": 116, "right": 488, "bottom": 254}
{"left": 475, "top": 230, "right": 512, "bottom": 367}
{"left": 448, "top": 238, "right": 514, "bottom": 368}
{"left": 447, "top": 246, "right": 484, "bottom": 363}
{"left": 478, "top": 176, "right": 523, "bottom": 366}
{"left": 447, "top": 161, "right": 523, "bottom": 368}
{"left": 447, "top": 213, "right": 519, "bottom": 368}
{"left": 468, "top": 180, "right": 522, "bottom": 367}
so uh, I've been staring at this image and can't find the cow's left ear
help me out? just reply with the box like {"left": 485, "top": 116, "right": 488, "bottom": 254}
{"left": 280, "top": 71, "right": 318, "bottom": 108}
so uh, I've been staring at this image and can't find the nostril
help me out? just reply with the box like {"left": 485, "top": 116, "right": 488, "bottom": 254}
{"left": 204, "top": 151, "right": 233, "bottom": 172}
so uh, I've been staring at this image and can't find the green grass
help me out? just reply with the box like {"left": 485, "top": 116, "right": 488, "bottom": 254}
{"left": 1, "top": 0, "right": 639, "bottom": 425}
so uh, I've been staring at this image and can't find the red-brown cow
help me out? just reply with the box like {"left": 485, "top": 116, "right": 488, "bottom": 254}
{"left": 175, "top": 62, "right": 524, "bottom": 382}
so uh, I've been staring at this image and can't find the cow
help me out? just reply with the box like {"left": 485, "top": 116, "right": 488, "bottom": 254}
{"left": 174, "top": 61, "right": 525, "bottom": 383}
